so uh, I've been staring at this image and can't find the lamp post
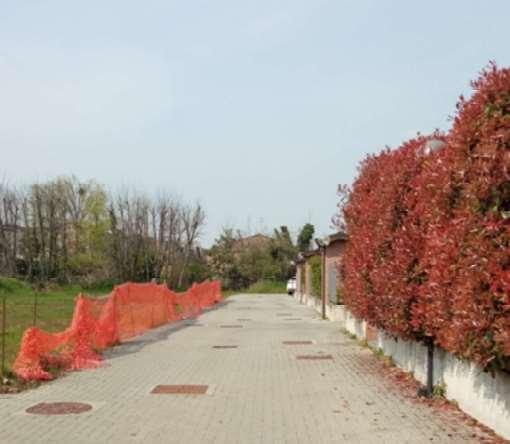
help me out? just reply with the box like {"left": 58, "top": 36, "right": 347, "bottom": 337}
{"left": 315, "top": 238, "right": 328, "bottom": 320}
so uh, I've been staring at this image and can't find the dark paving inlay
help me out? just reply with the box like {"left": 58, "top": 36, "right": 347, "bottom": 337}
{"left": 220, "top": 325, "right": 243, "bottom": 328}
{"left": 151, "top": 385, "right": 208, "bottom": 394}
{"left": 284, "top": 318, "right": 302, "bottom": 321}
{"left": 212, "top": 345, "right": 238, "bottom": 349}
{"left": 276, "top": 313, "right": 292, "bottom": 316}
{"left": 26, "top": 402, "right": 92, "bottom": 415}
{"left": 283, "top": 341, "right": 313, "bottom": 345}
{"left": 296, "top": 355, "right": 334, "bottom": 360}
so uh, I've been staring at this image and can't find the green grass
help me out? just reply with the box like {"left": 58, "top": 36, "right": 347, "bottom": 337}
{"left": 244, "top": 280, "right": 287, "bottom": 294}
{"left": 0, "top": 277, "right": 112, "bottom": 375}
{"left": 433, "top": 382, "right": 447, "bottom": 398}
{"left": 220, "top": 280, "right": 287, "bottom": 297}
{"left": 340, "top": 327, "right": 357, "bottom": 340}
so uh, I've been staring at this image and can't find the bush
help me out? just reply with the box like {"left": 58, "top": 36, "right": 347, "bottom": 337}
{"left": 342, "top": 134, "right": 441, "bottom": 337}
{"left": 341, "top": 63, "right": 510, "bottom": 370}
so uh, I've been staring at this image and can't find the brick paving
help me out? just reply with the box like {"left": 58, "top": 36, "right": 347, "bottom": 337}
{"left": 0, "top": 294, "right": 498, "bottom": 443}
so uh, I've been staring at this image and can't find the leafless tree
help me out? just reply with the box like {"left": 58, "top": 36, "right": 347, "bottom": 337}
{"left": 177, "top": 202, "right": 205, "bottom": 287}
{"left": 0, "top": 180, "right": 22, "bottom": 275}
{"left": 0, "top": 177, "right": 207, "bottom": 287}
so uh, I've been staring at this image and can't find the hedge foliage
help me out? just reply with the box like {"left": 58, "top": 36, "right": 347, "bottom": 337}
{"left": 341, "top": 63, "right": 510, "bottom": 370}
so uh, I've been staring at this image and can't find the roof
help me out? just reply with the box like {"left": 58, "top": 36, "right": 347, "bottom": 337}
{"left": 302, "top": 249, "right": 320, "bottom": 258}
{"left": 295, "top": 249, "right": 320, "bottom": 264}
{"left": 233, "top": 233, "right": 272, "bottom": 250}
{"left": 295, "top": 232, "right": 347, "bottom": 263}
{"left": 327, "top": 231, "right": 348, "bottom": 244}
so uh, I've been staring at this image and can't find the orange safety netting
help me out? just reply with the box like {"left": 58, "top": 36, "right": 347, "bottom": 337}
{"left": 13, "top": 280, "right": 222, "bottom": 381}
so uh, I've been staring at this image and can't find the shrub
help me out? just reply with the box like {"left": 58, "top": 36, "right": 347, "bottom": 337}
{"left": 341, "top": 63, "right": 510, "bottom": 370}
{"left": 342, "top": 134, "right": 444, "bottom": 338}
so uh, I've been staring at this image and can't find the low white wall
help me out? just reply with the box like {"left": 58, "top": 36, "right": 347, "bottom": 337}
{"left": 342, "top": 308, "right": 510, "bottom": 440}
{"left": 344, "top": 309, "right": 366, "bottom": 338}
{"left": 294, "top": 291, "right": 306, "bottom": 305}
{"left": 292, "top": 294, "right": 510, "bottom": 439}
{"left": 304, "top": 293, "right": 321, "bottom": 312}
{"left": 374, "top": 331, "right": 443, "bottom": 386}
{"left": 295, "top": 292, "right": 347, "bottom": 322}
{"left": 326, "top": 303, "right": 346, "bottom": 322}
{"left": 442, "top": 352, "right": 510, "bottom": 439}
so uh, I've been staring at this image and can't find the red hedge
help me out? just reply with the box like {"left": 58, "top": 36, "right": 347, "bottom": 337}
{"left": 341, "top": 64, "right": 510, "bottom": 370}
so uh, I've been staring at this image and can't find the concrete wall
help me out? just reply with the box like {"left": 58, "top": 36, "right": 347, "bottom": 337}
{"left": 340, "top": 309, "right": 510, "bottom": 440}
{"left": 294, "top": 289, "right": 346, "bottom": 322}
{"left": 297, "top": 242, "right": 345, "bottom": 313}
{"left": 292, "top": 293, "right": 510, "bottom": 439}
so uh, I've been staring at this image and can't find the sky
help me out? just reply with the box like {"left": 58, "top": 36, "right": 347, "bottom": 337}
{"left": 1, "top": 1, "right": 510, "bottom": 246}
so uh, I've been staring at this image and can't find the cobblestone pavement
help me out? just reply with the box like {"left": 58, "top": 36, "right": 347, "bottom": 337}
{"left": 0, "top": 294, "right": 499, "bottom": 443}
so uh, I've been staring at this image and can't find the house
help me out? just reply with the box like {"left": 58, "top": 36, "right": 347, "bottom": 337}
{"left": 232, "top": 234, "right": 272, "bottom": 252}
{"left": 294, "top": 231, "right": 347, "bottom": 320}
{"left": 295, "top": 249, "right": 320, "bottom": 303}
{"left": 324, "top": 231, "right": 348, "bottom": 305}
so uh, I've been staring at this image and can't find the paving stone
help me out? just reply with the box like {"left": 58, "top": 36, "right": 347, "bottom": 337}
{"left": 0, "top": 294, "right": 496, "bottom": 443}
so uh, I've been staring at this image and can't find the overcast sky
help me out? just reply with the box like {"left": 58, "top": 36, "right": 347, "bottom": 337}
{"left": 2, "top": 1, "right": 510, "bottom": 246}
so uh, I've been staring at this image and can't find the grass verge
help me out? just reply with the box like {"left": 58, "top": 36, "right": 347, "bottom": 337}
{"left": 0, "top": 277, "right": 111, "bottom": 377}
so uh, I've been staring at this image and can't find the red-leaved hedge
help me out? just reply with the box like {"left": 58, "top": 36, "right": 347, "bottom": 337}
{"left": 341, "top": 63, "right": 510, "bottom": 370}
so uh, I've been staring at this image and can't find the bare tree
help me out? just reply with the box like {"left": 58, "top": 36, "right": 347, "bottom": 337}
{"left": 177, "top": 202, "right": 205, "bottom": 288}
{"left": 0, "top": 181, "right": 22, "bottom": 275}
{"left": 0, "top": 177, "right": 206, "bottom": 287}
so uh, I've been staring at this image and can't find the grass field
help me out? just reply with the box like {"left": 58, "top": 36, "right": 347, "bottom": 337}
{"left": 244, "top": 280, "right": 287, "bottom": 294}
{"left": 221, "top": 280, "right": 287, "bottom": 298}
{"left": 0, "top": 277, "right": 112, "bottom": 375}
{"left": 0, "top": 278, "right": 286, "bottom": 376}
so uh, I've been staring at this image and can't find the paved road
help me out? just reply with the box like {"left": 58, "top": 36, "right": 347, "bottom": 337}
{"left": 0, "top": 294, "right": 496, "bottom": 443}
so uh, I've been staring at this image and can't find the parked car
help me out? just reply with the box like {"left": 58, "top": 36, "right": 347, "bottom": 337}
{"left": 286, "top": 278, "right": 296, "bottom": 295}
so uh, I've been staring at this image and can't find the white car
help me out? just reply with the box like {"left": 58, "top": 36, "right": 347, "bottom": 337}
{"left": 286, "top": 278, "right": 296, "bottom": 295}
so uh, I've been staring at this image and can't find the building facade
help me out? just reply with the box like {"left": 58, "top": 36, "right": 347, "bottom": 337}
{"left": 324, "top": 232, "right": 347, "bottom": 305}
{"left": 295, "top": 232, "right": 347, "bottom": 317}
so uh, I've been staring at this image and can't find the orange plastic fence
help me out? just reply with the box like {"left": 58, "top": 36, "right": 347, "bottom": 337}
{"left": 13, "top": 280, "right": 222, "bottom": 381}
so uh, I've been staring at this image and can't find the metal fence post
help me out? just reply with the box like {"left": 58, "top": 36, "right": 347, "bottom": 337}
{"left": 1, "top": 296, "right": 6, "bottom": 379}
{"left": 426, "top": 340, "right": 434, "bottom": 397}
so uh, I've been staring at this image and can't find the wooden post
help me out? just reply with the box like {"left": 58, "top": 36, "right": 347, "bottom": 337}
{"left": 1, "top": 297, "right": 6, "bottom": 379}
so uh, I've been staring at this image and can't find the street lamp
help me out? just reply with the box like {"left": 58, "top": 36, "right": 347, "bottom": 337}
{"left": 314, "top": 238, "right": 327, "bottom": 319}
